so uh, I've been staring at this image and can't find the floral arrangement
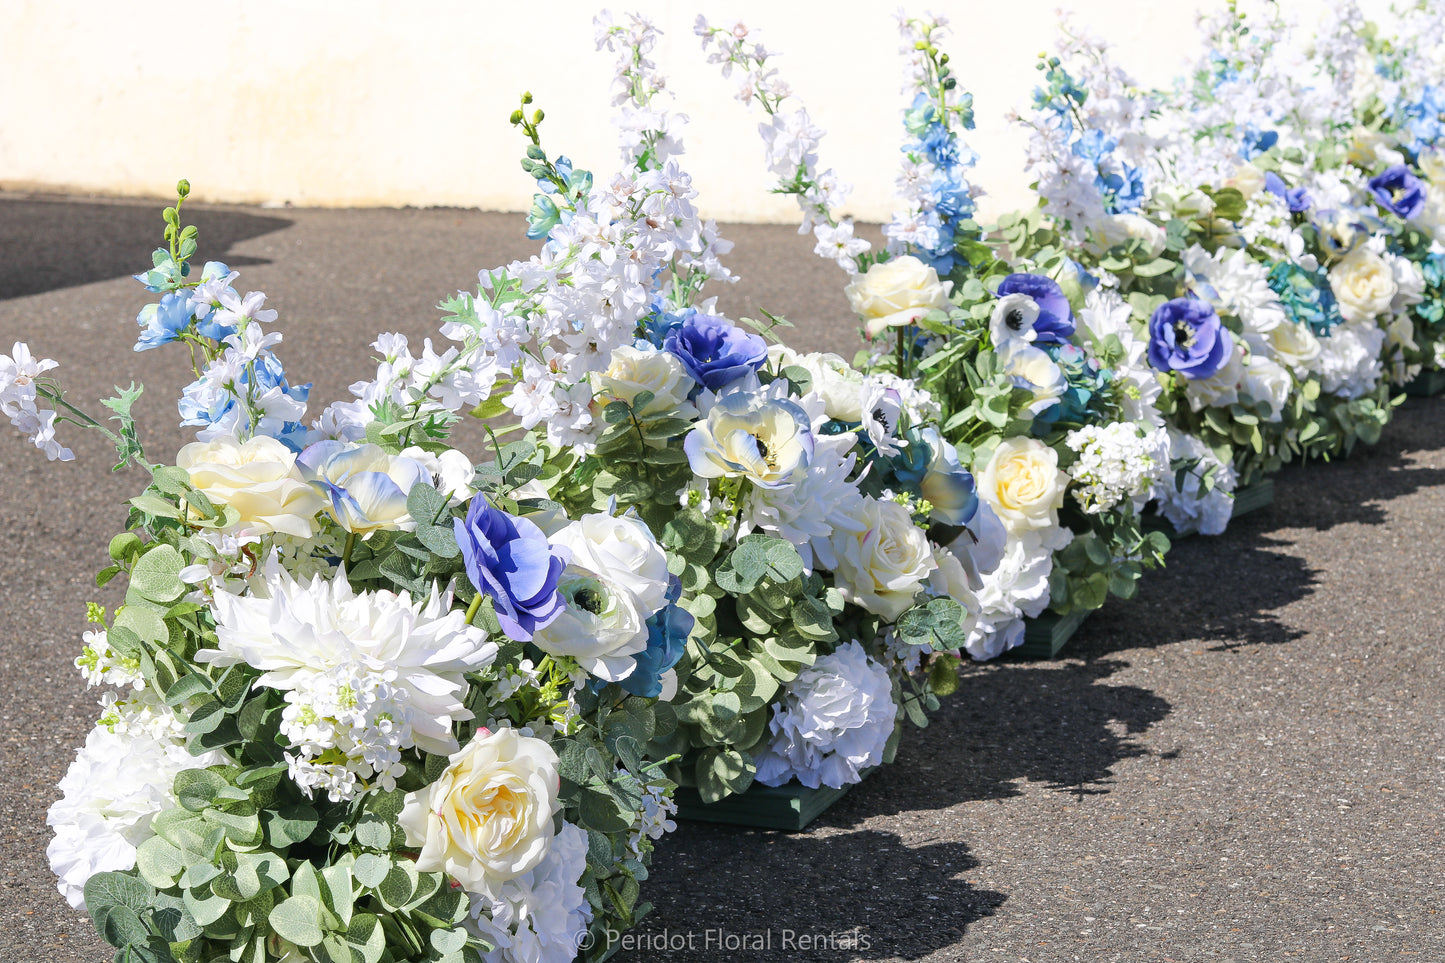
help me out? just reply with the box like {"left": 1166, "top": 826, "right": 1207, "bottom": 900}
{"left": 30, "top": 12, "right": 993, "bottom": 963}
{"left": 695, "top": 12, "right": 1173, "bottom": 660}
{"left": 35, "top": 184, "right": 682, "bottom": 963}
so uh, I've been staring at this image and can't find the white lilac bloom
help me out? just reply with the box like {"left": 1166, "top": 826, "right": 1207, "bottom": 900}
{"left": 964, "top": 533, "right": 1056, "bottom": 661}
{"left": 297, "top": 441, "right": 431, "bottom": 536}
{"left": 1153, "top": 428, "right": 1236, "bottom": 537}
{"left": 74, "top": 629, "right": 144, "bottom": 691}
{"left": 0, "top": 341, "right": 73, "bottom": 461}
{"left": 464, "top": 822, "right": 593, "bottom": 963}
{"left": 47, "top": 699, "right": 227, "bottom": 910}
{"left": 199, "top": 570, "right": 497, "bottom": 800}
{"left": 753, "top": 641, "right": 897, "bottom": 790}
{"left": 1065, "top": 423, "right": 1172, "bottom": 515}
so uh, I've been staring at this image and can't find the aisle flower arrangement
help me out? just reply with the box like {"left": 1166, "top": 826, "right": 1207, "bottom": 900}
{"left": 17, "top": 3, "right": 1445, "bottom": 960}
{"left": 695, "top": 13, "right": 1173, "bottom": 659}
{"left": 25, "top": 13, "right": 994, "bottom": 962}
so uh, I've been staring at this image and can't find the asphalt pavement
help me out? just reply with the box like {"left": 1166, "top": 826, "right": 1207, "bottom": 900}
{"left": 0, "top": 192, "right": 1440, "bottom": 962}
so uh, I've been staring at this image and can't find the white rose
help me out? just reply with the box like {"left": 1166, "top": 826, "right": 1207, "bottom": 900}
{"left": 829, "top": 497, "right": 937, "bottom": 621}
{"left": 1260, "top": 320, "right": 1322, "bottom": 375}
{"left": 177, "top": 435, "right": 323, "bottom": 538}
{"left": 551, "top": 512, "right": 670, "bottom": 615}
{"left": 977, "top": 438, "right": 1069, "bottom": 538}
{"left": 595, "top": 345, "right": 697, "bottom": 420}
{"left": 1347, "top": 127, "right": 1405, "bottom": 168}
{"left": 1225, "top": 162, "right": 1266, "bottom": 199}
{"left": 1329, "top": 247, "right": 1398, "bottom": 323}
{"left": 1415, "top": 184, "right": 1445, "bottom": 247}
{"left": 1240, "top": 354, "right": 1292, "bottom": 422}
{"left": 1418, "top": 148, "right": 1445, "bottom": 185}
{"left": 786, "top": 352, "right": 865, "bottom": 422}
{"left": 398, "top": 728, "right": 560, "bottom": 898}
{"left": 1094, "top": 213, "right": 1167, "bottom": 257}
{"left": 1385, "top": 252, "right": 1425, "bottom": 313}
{"left": 1183, "top": 342, "right": 1246, "bottom": 412}
{"left": 843, "top": 255, "right": 952, "bottom": 339}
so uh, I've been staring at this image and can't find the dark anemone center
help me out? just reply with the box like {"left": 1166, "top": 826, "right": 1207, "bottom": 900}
{"left": 872, "top": 406, "right": 892, "bottom": 434}
{"left": 574, "top": 586, "right": 604, "bottom": 615}
{"left": 1006, "top": 308, "right": 1028, "bottom": 331}
{"left": 1174, "top": 320, "right": 1195, "bottom": 348}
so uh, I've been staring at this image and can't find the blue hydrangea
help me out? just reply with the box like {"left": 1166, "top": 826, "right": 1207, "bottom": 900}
{"left": 1267, "top": 260, "right": 1343, "bottom": 336}
{"left": 1033, "top": 343, "right": 1111, "bottom": 432}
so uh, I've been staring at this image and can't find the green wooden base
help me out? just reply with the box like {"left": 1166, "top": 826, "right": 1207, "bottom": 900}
{"left": 674, "top": 774, "right": 866, "bottom": 831}
{"left": 1405, "top": 368, "right": 1445, "bottom": 397}
{"left": 1229, "top": 477, "right": 1274, "bottom": 519}
{"left": 1014, "top": 608, "right": 1090, "bottom": 660}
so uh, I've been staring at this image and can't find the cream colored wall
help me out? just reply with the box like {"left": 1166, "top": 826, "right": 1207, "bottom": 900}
{"left": 0, "top": 1, "right": 1377, "bottom": 223}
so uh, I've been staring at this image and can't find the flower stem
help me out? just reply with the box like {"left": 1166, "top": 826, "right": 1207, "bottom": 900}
{"left": 464, "top": 593, "right": 484, "bottom": 626}
{"left": 342, "top": 532, "right": 357, "bottom": 569}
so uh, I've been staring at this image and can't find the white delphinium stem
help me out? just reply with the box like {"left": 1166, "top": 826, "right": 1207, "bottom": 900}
{"left": 694, "top": 15, "right": 869, "bottom": 272}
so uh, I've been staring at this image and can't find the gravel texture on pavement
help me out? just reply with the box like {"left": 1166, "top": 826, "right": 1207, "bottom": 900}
{"left": 1, "top": 194, "right": 1440, "bottom": 963}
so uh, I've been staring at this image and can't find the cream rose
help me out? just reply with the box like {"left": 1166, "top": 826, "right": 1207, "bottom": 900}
{"left": 1260, "top": 321, "right": 1321, "bottom": 375}
{"left": 977, "top": 437, "right": 1069, "bottom": 537}
{"left": 1225, "top": 163, "right": 1266, "bottom": 199}
{"left": 843, "top": 255, "right": 952, "bottom": 339}
{"left": 1329, "top": 247, "right": 1398, "bottom": 323}
{"left": 595, "top": 345, "right": 697, "bottom": 420}
{"left": 789, "top": 352, "right": 865, "bottom": 422}
{"left": 1094, "top": 213, "right": 1167, "bottom": 257}
{"left": 1418, "top": 148, "right": 1445, "bottom": 185}
{"left": 398, "top": 728, "right": 560, "bottom": 897}
{"left": 829, "top": 497, "right": 937, "bottom": 621}
{"left": 176, "top": 435, "right": 323, "bottom": 537}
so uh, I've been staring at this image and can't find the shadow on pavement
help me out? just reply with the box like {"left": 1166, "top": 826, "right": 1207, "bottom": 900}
{"left": 837, "top": 659, "right": 1172, "bottom": 812}
{"left": 0, "top": 197, "right": 291, "bottom": 300}
{"left": 625, "top": 828, "right": 1004, "bottom": 962}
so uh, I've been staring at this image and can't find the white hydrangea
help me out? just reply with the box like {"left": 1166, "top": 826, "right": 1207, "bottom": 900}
{"left": 963, "top": 534, "right": 1056, "bottom": 661}
{"left": 754, "top": 641, "right": 897, "bottom": 789}
{"left": 740, "top": 439, "right": 865, "bottom": 573}
{"left": 1074, "top": 290, "right": 1164, "bottom": 426}
{"left": 1312, "top": 318, "right": 1386, "bottom": 399}
{"left": 466, "top": 822, "right": 593, "bottom": 963}
{"left": 1065, "top": 423, "right": 1172, "bottom": 515}
{"left": 200, "top": 570, "right": 498, "bottom": 800}
{"left": 1153, "top": 428, "right": 1237, "bottom": 536}
{"left": 47, "top": 698, "right": 228, "bottom": 910}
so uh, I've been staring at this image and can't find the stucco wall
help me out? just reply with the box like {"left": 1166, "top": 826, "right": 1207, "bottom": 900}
{"left": 0, "top": 1, "right": 1376, "bottom": 222}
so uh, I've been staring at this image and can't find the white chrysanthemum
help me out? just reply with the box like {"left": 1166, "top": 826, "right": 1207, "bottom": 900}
{"left": 465, "top": 822, "right": 593, "bottom": 963}
{"left": 754, "top": 641, "right": 897, "bottom": 790}
{"left": 1312, "top": 319, "right": 1386, "bottom": 399}
{"left": 1153, "top": 428, "right": 1236, "bottom": 537}
{"left": 964, "top": 533, "right": 1056, "bottom": 661}
{"left": 47, "top": 699, "right": 227, "bottom": 910}
{"left": 199, "top": 569, "right": 497, "bottom": 800}
{"left": 1066, "top": 423, "right": 1172, "bottom": 514}
{"left": 1182, "top": 245, "right": 1291, "bottom": 335}
{"left": 741, "top": 440, "right": 865, "bottom": 573}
